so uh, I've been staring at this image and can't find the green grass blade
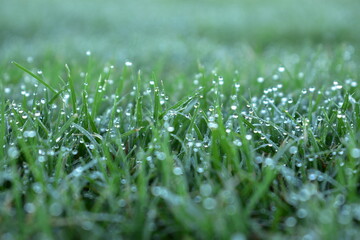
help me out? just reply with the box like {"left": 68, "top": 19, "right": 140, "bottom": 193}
{"left": 12, "top": 61, "right": 58, "bottom": 94}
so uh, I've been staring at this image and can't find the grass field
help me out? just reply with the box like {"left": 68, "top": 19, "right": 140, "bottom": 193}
{"left": 1, "top": 0, "right": 360, "bottom": 239}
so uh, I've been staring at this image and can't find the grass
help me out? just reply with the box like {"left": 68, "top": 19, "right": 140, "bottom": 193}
{"left": 1, "top": 0, "right": 360, "bottom": 239}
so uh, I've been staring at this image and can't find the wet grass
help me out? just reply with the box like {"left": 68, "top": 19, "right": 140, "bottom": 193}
{"left": 1, "top": 0, "right": 360, "bottom": 239}
{"left": 1, "top": 46, "right": 360, "bottom": 239}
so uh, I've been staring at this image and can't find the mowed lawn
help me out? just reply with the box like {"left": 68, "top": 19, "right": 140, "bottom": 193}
{"left": 1, "top": 0, "right": 360, "bottom": 239}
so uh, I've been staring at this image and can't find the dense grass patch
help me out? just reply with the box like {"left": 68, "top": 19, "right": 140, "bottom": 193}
{"left": 1, "top": 0, "right": 360, "bottom": 239}
{"left": 1, "top": 45, "right": 360, "bottom": 239}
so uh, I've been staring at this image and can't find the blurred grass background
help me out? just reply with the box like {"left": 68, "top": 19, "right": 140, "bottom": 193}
{"left": 1, "top": 0, "right": 360, "bottom": 72}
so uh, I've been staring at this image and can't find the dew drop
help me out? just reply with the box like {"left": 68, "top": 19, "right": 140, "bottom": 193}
{"left": 233, "top": 139, "right": 242, "bottom": 147}
{"left": 208, "top": 122, "right": 218, "bottom": 129}
{"left": 289, "top": 146, "right": 298, "bottom": 154}
{"left": 203, "top": 198, "right": 217, "bottom": 210}
{"left": 37, "top": 156, "right": 46, "bottom": 163}
{"left": 24, "top": 202, "right": 36, "bottom": 213}
{"left": 49, "top": 202, "right": 63, "bottom": 217}
{"left": 23, "top": 130, "right": 36, "bottom": 138}
{"left": 8, "top": 146, "right": 20, "bottom": 159}
{"left": 155, "top": 151, "right": 166, "bottom": 160}
{"left": 173, "top": 167, "right": 183, "bottom": 175}
{"left": 257, "top": 77, "right": 264, "bottom": 83}
{"left": 285, "top": 217, "right": 297, "bottom": 227}
{"left": 351, "top": 148, "right": 360, "bottom": 158}
{"left": 73, "top": 167, "right": 83, "bottom": 177}
{"left": 278, "top": 66, "right": 285, "bottom": 72}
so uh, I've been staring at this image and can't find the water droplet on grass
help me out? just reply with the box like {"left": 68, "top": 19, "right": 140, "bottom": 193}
{"left": 289, "top": 146, "right": 298, "bottom": 154}
{"left": 264, "top": 158, "right": 275, "bottom": 167}
{"left": 37, "top": 156, "right": 46, "bottom": 163}
{"left": 231, "top": 233, "right": 246, "bottom": 240}
{"left": 24, "top": 203, "right": 36, "bottom": 213}
{"left": 32, "top": 183, "right": 43, "bottom": 193}
{"left": 47, "top": 150, "right": 55, "bottom": 156}
{"left": 308, "top": 172, "right": 317, "bottom": 181}
{"left": 155, "top": 151, "right": 166, "bottom": 160}
{"left": 73, "top": 167, "right": 83, "bottom": 177}
{"left": 297, "top": 208, "right": 308, "bottom": 218}
{"left": 8, "top": 147, "right": 20, "bottom": 159}
{"left": 245, "top": 135, "right": 252, "bottom": 140}
{"left": 27, "top": 56, "right": 34, "bottom": 63}
{"left": 233, "top": 139, "right": 242, "bottom": 147}
{"left": 257, "top": 77, "right": 264, "bottom": 83}
{"left": 208, "top": 122, "right": 218, "bottom": 129}
{"left": 49, "top": 202, "right": 63, "bottom": 216}
{"left": 351, "top": 148, "right": 360, "bottom": 158}
{"left": 203, "top": 197, "right": 217, "bottom": 210}
{"left": 285, "top": 217, "right": 297, "bottom": 227}
{"left": 23, "top": 131, "right": 36, "bottom": 138}
{"left": 218, "top": 76, "right": 224, "bottom": 85}
{"left": 200, "top": 184, "right": 212, "bottom": 196}
{"left": 173, "top": 167, "right": 183, "bottom": 175}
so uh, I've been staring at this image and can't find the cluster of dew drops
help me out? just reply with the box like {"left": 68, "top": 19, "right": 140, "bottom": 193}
{"left": 3, "top": 55, "right": 360, "bottom": 224}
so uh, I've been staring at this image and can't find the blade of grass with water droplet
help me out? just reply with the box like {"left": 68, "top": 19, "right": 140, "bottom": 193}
{"left": 152, "top": 73, "right": 161, "bottom": 122}
{"left": 48, "top": 85, "right": 67, "bottom": 105}
{"left": 12, "top": 61, "right": 58, "bottom": 94}
{"left": 53, "top": 114, "right": 79, "bottom": 142}
{"left": 136, "top": 96, "right": 144, "bottom": 127}
{"left": 187, "top": 106, "right": 203, "bottom": 140}
{"left": 71, "top": 123, "right": 101, "bottom": 150}
{"left": 65, "top": 64, "right": 77, "bottom": 114}
{"left": 121, "top": 127, "right": 144, "bottom": 139}
{"left": 9, "top": 120, "right": 43, "bottom": 182}
{"left": 135, "top": 70, "right": 144, "bottom": 127}
{"left": 245, "top": 140, "right": 294, "bottom": 216}
{"left": 159, "top": 90, "right": 199, "bottom": 119}
{"left": 92, "top": 74, "right": 103, "bottom": 118}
